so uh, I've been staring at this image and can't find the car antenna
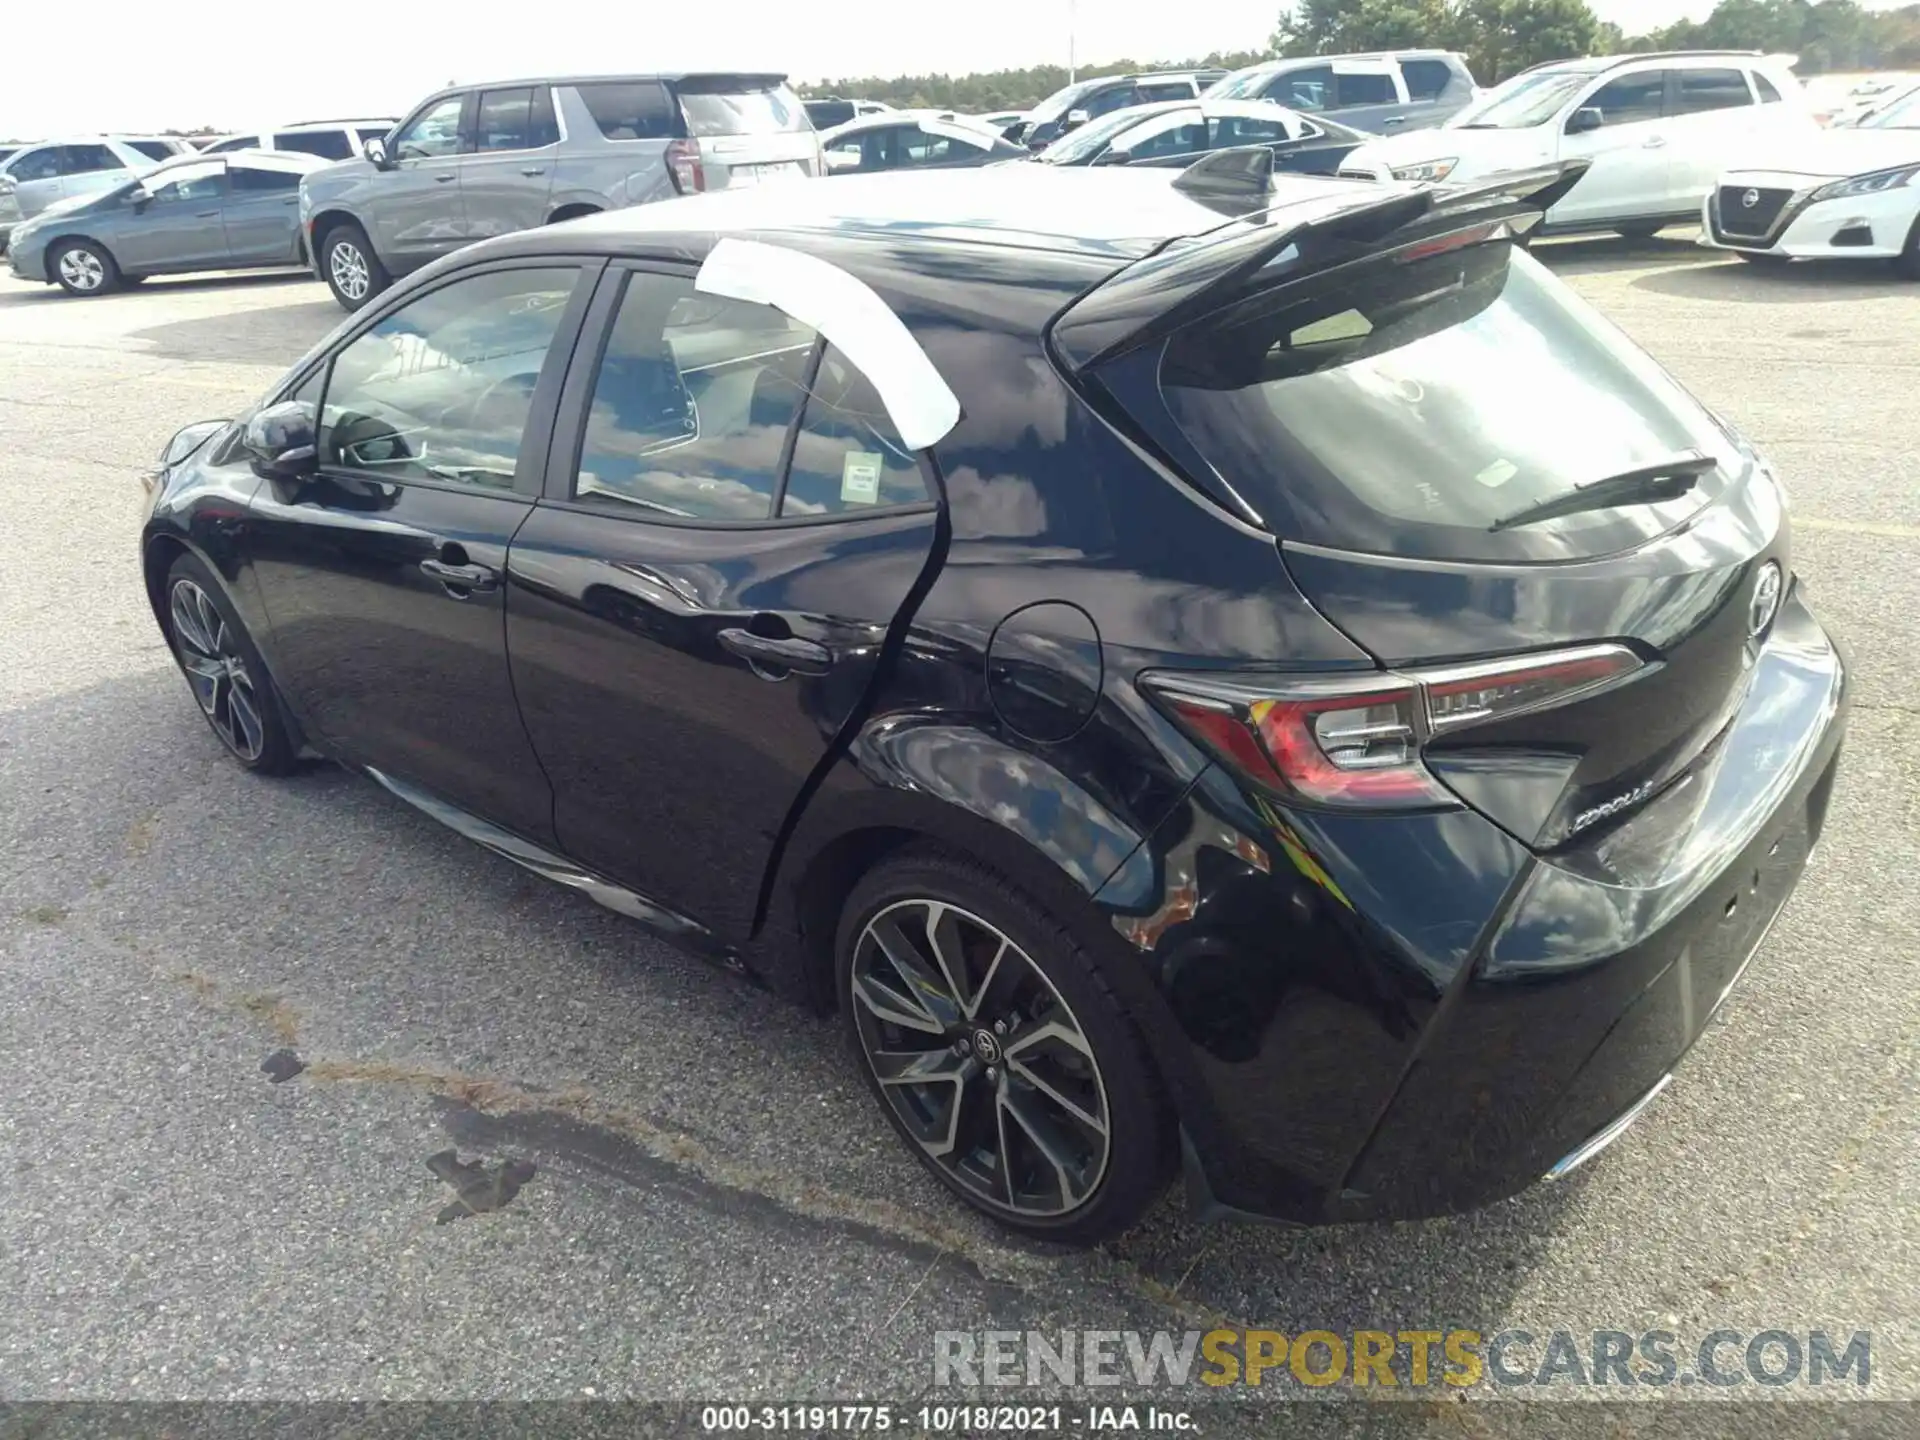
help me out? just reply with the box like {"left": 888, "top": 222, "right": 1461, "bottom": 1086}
{"left": 1171, "top": 146, "right": 1276, "bottom": 215}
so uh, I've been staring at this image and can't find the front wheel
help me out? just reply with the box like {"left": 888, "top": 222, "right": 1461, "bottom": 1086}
{"left": 51, "top": 238, "right": 118, "bottom": 296}
{"left": 837, "top": 849, "right": 1173, "bottom": 1244}
{"left": 320, "top": 222, "right": 388, "bottom": 312}
{"left": 163, "top": 554, "right": 299, "bottom": 774}
{"left": 1614, "top": 222, "right": 1666, "bottom": 241}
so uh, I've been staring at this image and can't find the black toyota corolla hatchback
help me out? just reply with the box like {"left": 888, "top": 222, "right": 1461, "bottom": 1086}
{"left": 141, "top": 155, "right": 1847, "bottom": 1244}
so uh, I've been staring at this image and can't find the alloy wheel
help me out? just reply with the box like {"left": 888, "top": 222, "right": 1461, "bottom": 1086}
{"left": 168, "top": 578, "right": 266, "bottom": 761}
{"left": 57, "top": 247, "right": 105, "bottom": 292}
{"left": 329, "top": 239, "right": 369, "bottom": 301}
{"left": 849, "top": 899, "right": 1111, "bottom": 1218}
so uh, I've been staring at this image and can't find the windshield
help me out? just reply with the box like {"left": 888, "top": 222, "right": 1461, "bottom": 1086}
{"left": 1028, "top": 82, "right": 1099, "bottom": 126}
{"left": 678, "top": 82, "right": 810, "bottom": 136}
{"left": 1036, "top": 106, "right": 1169, "bottom": 163}
{"left": 1208, "top": 69, "right": 1273, "bottom": 101}
{"left": 1159, "top": 242, "right": 1742, "bottom": 563}
{"left": 1864, "top": 87, "right": 1920, "bottom": 128}
{"left": 1451, "top": 70, "right": 1595, "bottom": 128}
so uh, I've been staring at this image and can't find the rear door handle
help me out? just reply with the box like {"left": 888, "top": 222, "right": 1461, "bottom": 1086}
{"left": 1642, "top": 136, "right": 1668, "bottom": 149}
{"left": 194, "top": 210, "right": 219, "bottom": 217}
{"left": 420, "top": 557, "right": 499, "bottom": 595}
{"left": 718, "top": 627, "right": 833, "bottom": 678}
{"left": 521, "top": 166, "right": 546, "bottom": 176}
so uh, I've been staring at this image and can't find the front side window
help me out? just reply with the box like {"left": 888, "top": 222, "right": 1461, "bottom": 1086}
{"left": 273, "top": 130, "right": 354, "bottom": 161}
{"left": 1581, "top": 72, "right": 1667, "bottom": 128}
{"left": 1270, "top": 66, "right": 1332, "bottom": 111}
{"left": 395, "top": 96, "right": 466, "bottom": 160}
{"left": 1671, "top": 68, "right": 1754, "bottom": 116}
{"left": 781, "top": 345, "right": 928, "bottom": 517}
{"left": 8, "top": 146, "right": 62, "bottom": 181}
{"left": 146, "top": 164, "right": 225, "bottom": 204}
{"left": 319, "top": 267, "right": 579, "bottom": 488}
{"left": 129, "top": 140, "right": 178, "bottom": 162}
{"left": 574, "top": 271, "right": 816, "bottom": 519}
{"left": 1117, "top": 110, "right": 1209, "bottom": 159}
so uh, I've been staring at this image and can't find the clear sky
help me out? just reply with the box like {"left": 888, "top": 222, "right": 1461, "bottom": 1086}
{"left": 0, "top": 0, "right": 1862, "bottom": 138}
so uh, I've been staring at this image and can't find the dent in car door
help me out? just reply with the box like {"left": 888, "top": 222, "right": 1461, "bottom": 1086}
{"left": 374, "top": 93, "right": 471, "bottom": 267}
{"left": 1551, "top": 69, "right": 1675, "bottom": 225}
{"left": 506, "top": 263, "right": 947, "bottom": 942}
{"left": 246, "top": 261, "right": 596, "bottom": 843}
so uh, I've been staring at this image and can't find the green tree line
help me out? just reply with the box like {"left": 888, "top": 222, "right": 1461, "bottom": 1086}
{"left": 799, "top": 0, "right": 1920, "bottom": 108}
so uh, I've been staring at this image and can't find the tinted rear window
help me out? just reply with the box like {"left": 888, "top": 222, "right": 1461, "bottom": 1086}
{"left": 1402, "top": 59, "right": 1455, "bottom": 101}
{"left": 578, "top": 80, "right": 676, "bottom": 140}
{"left": 676, "top": 80, "right": 809, "bottom": 136}
{"left": 1159, "top": 243, "right": 1741, "bottom": 562}
{"left": 806, "top": 100, "right": 856, "bottom": 129}
{"left": 129, "top": 140, "right": 178, "bottom": 161}
{"left": 274, "top": 130, "right": 354, "bottom": 161}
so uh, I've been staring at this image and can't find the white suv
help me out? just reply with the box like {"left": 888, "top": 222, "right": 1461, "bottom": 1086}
{"left": 200, "top": 120, "right": 399, "bottom": 165}
{"left": 1340, "top": 51, "right": 1814, "bottom": 237}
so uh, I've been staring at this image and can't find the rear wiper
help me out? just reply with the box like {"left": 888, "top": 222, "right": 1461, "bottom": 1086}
{"left": 1488, "top": 451, "right": 1716, "bottom": 532}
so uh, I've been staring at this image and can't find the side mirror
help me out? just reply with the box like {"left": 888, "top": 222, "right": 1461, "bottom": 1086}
{"left": 129, "top": 187, "right": 154, "bottom": 211}
{"left": 244, "top": 399, "right": 318, "bottom": 482}
{"left": 363, "top": 135, "right": 392, "bottom": 169}
{"left": 1566, "top": 107, "right": 1603, "bottom": 135}
{"left": 1065, "top": 108, "right": 1091, "bottom": 129}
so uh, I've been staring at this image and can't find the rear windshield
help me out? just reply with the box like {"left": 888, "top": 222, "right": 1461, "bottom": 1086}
{"left": 676, "top": 80, "right": 810, "bottom": 136}
{"left": 1160, "top": 242, "right": 1743, "bottom": 562}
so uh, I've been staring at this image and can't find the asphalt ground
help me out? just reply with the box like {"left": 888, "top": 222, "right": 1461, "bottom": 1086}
{"left": 1, "top": 232, "right": 1915, "bottom": 1433}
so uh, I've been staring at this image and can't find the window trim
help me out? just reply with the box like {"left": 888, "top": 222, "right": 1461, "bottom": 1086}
{"left": 307, "top": 254, "right": 604, "bottom": 501}
{"left": 539, "top": 258, "right": 941, "bottom": 530}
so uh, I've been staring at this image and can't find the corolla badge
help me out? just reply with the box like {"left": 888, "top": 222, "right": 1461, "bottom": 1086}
{"left": 1742, "top": 188, "right": 1761, "bottom": 208}
{"left": 1749, "top": 561, "right": 1783, "bottom": 638}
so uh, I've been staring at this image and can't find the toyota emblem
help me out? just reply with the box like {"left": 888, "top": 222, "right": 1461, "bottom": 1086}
{"left": 1749, "top": 561, "right": 1783, "bottom": 638}
{"left": 1742, "top": 188, "right": 1761, "bottom": 208}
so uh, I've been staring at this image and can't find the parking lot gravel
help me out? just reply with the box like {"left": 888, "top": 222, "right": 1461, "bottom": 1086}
{"left": 1, "top": 236, "right": 1915, "bottom": 1425}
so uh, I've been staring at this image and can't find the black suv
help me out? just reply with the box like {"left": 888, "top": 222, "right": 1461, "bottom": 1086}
{"left": 1014, "top": 70, "right": 1228, "bottom": 149}
{"left": 142, "top": 159, "right": 1846, "bottom": 1243}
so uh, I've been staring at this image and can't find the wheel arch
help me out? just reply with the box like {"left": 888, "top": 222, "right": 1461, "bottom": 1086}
{"left": 545, "top": 199, "right": 604, "bottom": 225}
{"left": 45, "top": 231, "right": 119, "bottom": 277}
{"left": 307, "top": 206, "right": 366, "bottom": 255}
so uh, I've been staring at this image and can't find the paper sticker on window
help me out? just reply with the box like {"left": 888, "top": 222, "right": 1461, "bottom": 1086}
{"left": 841, "top": 451, "right": 883, "bottom": 505}
{"left": 1474, "top": 458, "right": 1518, "bottom": 488}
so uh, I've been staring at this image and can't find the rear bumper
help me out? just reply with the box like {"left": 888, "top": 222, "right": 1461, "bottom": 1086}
{"left": 1104, "top": 588, "right": 1848, "bottom": 1225}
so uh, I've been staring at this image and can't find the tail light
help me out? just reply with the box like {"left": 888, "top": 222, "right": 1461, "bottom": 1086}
{"left": 1142, "top": 644, "right": 1642, "bottom": 811}
{"left": 666, "top": 138, "right": 705, "bottom": 195}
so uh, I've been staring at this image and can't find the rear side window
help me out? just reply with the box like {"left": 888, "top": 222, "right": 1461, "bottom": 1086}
{"left": 274, "top": 130, "right": 354, "bottom": 161}
{"left": 1754, "top": 72, "right": 1783, "bottom": 103}
{"left": 1084, "top": 85, "right": 1142, "bottom": 119}
{"left": 1401, "top": 59, "right": 1455, "bottom": 101}
{"left": 781, "top": 345, "right": 929, "bottom": 517}
{"left": 579, "top": 81, "right": 676, "bottom": 140}
{"left": 232, "top": 164, "right": 302, "bottom": 192}
{"left": 204, "top": 136, "right": 255, "bottom": 154}
{"left": 1138, "top": 82, "right": 1197, "bottom": 102}
{"left": 574, "top": 271, "right": 816, "bottom": 519}
{"left": 62, "top": 144, "right": 120, "bottom": 174}
{"left": 1157, "top": 243, "right": 1740, "bottom": 563}
{"left": 676, "top": 80, "right": 810, "bottom": 136}
{"left": 1333, "top": 73, "right": 1398, "bottom": 108}
{"left": 1671, "top": 68, "right": 1754, "bottom": 115}
{"left": 1583, "top": 72, "right": 1666, "bottom": 127}
{"left": 129, "top": 140, "right": 177, "bottom": 162}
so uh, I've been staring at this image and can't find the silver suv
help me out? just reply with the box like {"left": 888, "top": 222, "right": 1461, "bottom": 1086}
{"left": 1206, "top": 50, "right": 1481, "bottom": 133}
{"left": 0, "top": 136, "right": 191, "bottom": 248}
{"left": 301, "top": 72, "right": 823, "bottom": 310}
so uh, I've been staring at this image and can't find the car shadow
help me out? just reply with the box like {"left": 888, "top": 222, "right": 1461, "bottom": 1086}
{"left": 127, "top": 293, "right": 344, "bottom": 362}
{"left": 0, "top": 267, "right": 318, "bottom": 308}
{"left": 1630, "top": 254, "right": 1919, "bottom": 303}
{"left": 1530, "top": 229, "right": 1716, "bottom": 278}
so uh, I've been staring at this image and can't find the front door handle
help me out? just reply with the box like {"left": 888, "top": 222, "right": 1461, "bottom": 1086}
{"left": 718, "top": 627, "right": 833, "bottom": 678}
{"left": 421, "top": 557, "right": 499, "bottom": 596}
{"left": 520, "top": 166, "right": 547, "bottom": 176}
{"left": 194, "top": 210, "right": 220, "bottom": 217}
{"left": 1642, "top": 136, "right": 1668, "bottom": 149}
{"left": 434, "top": 172, "right": 457, "bottom": 183}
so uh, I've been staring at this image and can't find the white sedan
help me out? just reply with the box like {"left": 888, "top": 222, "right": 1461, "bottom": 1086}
{"left": 1701, "top": 83, "right": 1920, "bottom": 273}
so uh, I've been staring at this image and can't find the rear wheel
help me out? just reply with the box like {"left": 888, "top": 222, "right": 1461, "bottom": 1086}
{"left": 320, "top": 221, "right": 388, "bottom": 312}
{"left": 51, "top": 238, "right": 118, "bottom": 296}
{"left": 837, "top": 849, "right": 1173, "bottom": 1244}
{"left": 163, "top": 554, "right": 298, "bottom": 774}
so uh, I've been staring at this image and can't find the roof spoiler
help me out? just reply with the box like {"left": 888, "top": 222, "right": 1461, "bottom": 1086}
{"left": 1052, "top": 158, "right": 1590, "bottom": 371}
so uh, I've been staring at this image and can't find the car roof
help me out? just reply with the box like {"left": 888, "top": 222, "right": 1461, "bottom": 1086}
{"left": 1235, "top": 49, "right": 1458, "bottom": 72}
{"left": 500, "top": 163, "right": 1407, "bottom": 264}
{"left": 824, "top": 109, "right": 1007, "bottom": 137}
{"left": 428, "top": 71, "right": 789, "bottom": 92}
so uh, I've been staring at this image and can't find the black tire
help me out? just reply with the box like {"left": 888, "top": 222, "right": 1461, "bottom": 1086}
{"left": 319, "top": 221, "right": 389, "bottom": 312}
{"left": 49, "top": 238, "right": 119, "bottom": 296}
{"left": 1897, "top": 216, "right": 1920, "bottom": 280}
{"left": 1614, "top": 222, "right": 1665, "bottom": 241}
{"left": 836, "top": 847, "right": 1174, "bottom": 1245}
{"left": 161, "top": 553, "right": 299, "bottom": 775}
{"left": 546, "top": 206, "right": 603, "bottom": 225}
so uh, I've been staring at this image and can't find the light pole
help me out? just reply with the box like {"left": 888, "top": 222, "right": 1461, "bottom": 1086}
{"left": 1068, "top": 0, "right": 1077, "bottom": 84}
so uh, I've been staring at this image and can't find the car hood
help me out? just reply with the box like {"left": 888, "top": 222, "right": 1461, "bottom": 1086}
{"left": 1347, "top": 125, "right": 1557, "bottom": 175}
{"left": 1724, "top": 126, "right": 1920, "bottom": 180}
{"left": 34, "top": 191, "right": 100, "bottom": 218}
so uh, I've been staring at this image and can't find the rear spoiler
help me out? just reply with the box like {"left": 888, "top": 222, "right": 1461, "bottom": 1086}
{"left": 1051, "top": 155, "right": 1590, "bottom": 372}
